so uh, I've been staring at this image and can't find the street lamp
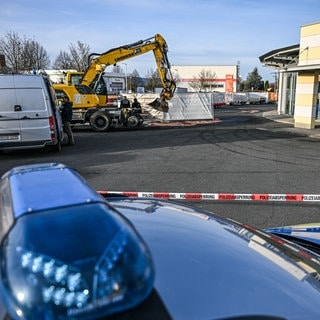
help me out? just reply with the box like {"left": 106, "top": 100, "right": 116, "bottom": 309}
{"left": 122, "top": 63, "right": 127, "bottom": 93}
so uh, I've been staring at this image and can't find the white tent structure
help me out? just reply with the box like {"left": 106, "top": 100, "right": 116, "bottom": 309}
{"left": 163, "top": 93, "right": 214, "bottom": 121}
{"left": 128, "top": 93, "right": 215, "bottom": 122}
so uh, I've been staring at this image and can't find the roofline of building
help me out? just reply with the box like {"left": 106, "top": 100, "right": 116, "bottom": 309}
{"left": 259, "top": 44, "right": 300, "bottom": 63}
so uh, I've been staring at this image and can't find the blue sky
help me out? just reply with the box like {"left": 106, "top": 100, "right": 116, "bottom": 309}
{"left": 1, "top": 0, "right": 319, "bottom": 82}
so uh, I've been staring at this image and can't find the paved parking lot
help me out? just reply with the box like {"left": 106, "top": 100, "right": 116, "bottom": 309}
{"left": 1, "top": 104, "right": 320, "bottom": 230}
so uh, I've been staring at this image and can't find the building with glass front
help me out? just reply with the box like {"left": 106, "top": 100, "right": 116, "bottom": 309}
{"left": 260, "top": 21, "right": 320, "bottom": 129}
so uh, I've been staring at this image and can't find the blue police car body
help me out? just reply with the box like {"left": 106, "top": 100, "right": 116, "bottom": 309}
{"left": 1, "top": 163, "right": 320, "bottom": 319}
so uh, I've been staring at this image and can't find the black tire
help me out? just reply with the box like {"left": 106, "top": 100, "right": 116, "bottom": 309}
{"left": 126, "top": 115, "right": 139, "bottom": 128}
{"left": 90, "top": 112, "right": 111, "bottom": 132}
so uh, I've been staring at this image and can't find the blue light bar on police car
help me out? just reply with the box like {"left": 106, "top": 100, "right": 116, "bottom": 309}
{"left": 0, "top": 163, "right": 155, "bottom": 319}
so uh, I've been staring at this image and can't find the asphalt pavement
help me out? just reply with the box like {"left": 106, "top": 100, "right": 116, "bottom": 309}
{"left": 147, "top": 107, "right": 320, "bottom": 139}
{"left": 262, "top": 110, "right": 320, "bottom": 139}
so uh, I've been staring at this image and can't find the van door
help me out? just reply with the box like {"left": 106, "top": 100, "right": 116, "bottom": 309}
{"left": 0, "top": 88, "right": 21, "bottom": 142}
{"left": 15, "top": 88, "right": 51, "bottom": 142}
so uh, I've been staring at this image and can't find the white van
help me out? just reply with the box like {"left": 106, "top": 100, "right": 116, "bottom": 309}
{"left": 0, "top": 74, "right": 63, "bottom": 152}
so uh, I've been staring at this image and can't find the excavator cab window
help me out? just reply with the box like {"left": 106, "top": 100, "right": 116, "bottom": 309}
{"left": 55, "top": 86, "right": 95, "bottom": 98}
{"left": 54, "top": 89, "right": 67, "bottom": 100}
{"left": 89, "top": 75, "right": 108, "bottom": 95}
{"left": 74, "top": 84, "right": 96, "bottom": 95}
{"left": 69, "top": 73, "right": 83, "bottom": 85}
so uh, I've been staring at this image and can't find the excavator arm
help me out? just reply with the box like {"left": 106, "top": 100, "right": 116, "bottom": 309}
{"left": 81, "top": 34, "right": 176, "bottom": 112}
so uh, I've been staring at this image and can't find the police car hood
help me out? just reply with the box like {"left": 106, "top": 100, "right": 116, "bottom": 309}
{"left": 107, "top": 197, "right": 320, "bottom": 320}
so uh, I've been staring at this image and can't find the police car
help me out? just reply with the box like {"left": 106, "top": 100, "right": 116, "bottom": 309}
{"left": 0, "top": 163, "right": 320, "bottom": 319}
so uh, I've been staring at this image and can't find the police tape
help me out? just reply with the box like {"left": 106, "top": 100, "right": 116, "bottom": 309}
{"left": 98, "top": 191, "right": 320, "bottom": 202}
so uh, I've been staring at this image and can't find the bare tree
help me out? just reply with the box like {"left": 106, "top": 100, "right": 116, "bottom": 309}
{"left": 129, "top": 69, "right": 141, "bottom": 92}
{"left": 145, "top": 68, "right": 162, "bottom": 92}
{"left": 22, "top": 38, "right": 50, "bottom": 71}
{"left": 0, "top": 31, "right": 50, "bottom": 72}
{"left": 189, "top": 69, "right": 216, "bottom": 92}
{"left": 52, "top": 50, "right": 74, "bottom": 69}
{"left": 69, "top": 41, "right": 90, "bottom": 71}
{"left": 0, "top": 31, "right": 24, "bottom": 72}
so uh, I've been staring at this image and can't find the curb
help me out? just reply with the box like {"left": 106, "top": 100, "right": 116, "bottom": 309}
{"left": 262, "top": 111, "right": 320, "bottom": 139}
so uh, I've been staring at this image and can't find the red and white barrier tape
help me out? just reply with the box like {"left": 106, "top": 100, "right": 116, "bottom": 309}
{"left": 98, "top": 191, "right": 320, "bottom": 202}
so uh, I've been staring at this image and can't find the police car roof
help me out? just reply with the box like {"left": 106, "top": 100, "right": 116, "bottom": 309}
{"left": 2, "top": 163, "right": 103, "bottom": 219}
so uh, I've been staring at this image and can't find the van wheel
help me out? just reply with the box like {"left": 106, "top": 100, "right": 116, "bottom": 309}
{"left": 90, "top": 112, "right": 111, "bottom": 132}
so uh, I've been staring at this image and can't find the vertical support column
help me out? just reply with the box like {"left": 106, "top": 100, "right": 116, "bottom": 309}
{"left": 294, "top": 72, "right": 319, "bottom": 129}
{"left": 287, "top": 73, "right": 297, "bottom": 116}
{"left": 277, "top": 71, "right": 287, "bottom": 114}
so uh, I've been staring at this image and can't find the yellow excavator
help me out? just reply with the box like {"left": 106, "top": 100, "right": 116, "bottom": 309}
{"left": 53, "top": 34, "right": 176, "bottom": 132}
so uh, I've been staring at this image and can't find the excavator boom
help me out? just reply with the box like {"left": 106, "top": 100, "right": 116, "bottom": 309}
{"left": 82, "top": 34, "right": 176, "bottom": 112}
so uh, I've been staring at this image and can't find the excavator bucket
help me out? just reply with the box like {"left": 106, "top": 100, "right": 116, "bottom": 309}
{"left": 148, "top": 98, "right": 169, "bottom": 113}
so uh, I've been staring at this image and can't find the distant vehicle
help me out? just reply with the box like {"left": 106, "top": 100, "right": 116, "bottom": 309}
{"left": 1, "top": 162, "right": 320, "bottom": 319}
{"left": 0, "top": 74, "right": 63, "bottom": 152}
{"left": 225, "top": 92, "right": 268, "bottom": 106}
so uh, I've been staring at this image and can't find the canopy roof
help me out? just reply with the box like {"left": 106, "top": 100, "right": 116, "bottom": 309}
{"left": 259, "top": 44, "right": 300, "bottom": 69}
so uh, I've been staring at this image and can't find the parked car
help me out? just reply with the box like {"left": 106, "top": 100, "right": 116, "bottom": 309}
{"left": 0, "top": 74, "right": 63, "bottom": 152}
{"left": 1, "top": 163, "right": 320, "bottom": 319}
